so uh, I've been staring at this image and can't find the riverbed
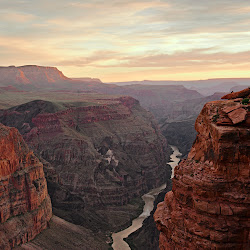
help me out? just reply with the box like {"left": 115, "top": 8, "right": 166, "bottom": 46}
{"left": 112, "top": 145, "right": 182, "bottom": 250}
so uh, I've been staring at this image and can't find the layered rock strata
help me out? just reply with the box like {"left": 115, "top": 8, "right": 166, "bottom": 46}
{"left": 0, "top": 123, "right": 52, "bottom": 249}
{"left": 0, "top": 96, "right": 168, "bottom": 230}
{"left": 154, "top": 89, "right": 250, "bottom": 249}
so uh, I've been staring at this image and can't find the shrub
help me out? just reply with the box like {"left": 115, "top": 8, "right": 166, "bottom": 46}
{"left": 242, "top": 98, "right": 249, "bottom": 105}
{"left": 212, "top": 114, "right": 219, "bottom": 122}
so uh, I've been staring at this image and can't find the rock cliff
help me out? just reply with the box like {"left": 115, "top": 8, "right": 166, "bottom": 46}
{"left": 0, "top": 65, "right": 69, "bottom": 87}
{"left": 154, "top": 88, "right": 250, "bottom": 249}
{"left": 0, "top": 123, "right": 52, "bottom": 249}
{"left": 0, "top": 96, "right": 169, "bottom": 232}
{"left": 159, "top": 92, "right": 226, "bottom": 157}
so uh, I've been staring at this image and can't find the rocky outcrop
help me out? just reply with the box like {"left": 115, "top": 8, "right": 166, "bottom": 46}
{"left": 154, "top": 89, "right": 250, "bottom": 249}
{"left": 221, "top": 87, "right": 250, "bottom": 100}
{"left": 0, "top": 96, "right": 169, "bottom": 231}
{"left": 0, "top": 123, "right": 52, "bottom": 249}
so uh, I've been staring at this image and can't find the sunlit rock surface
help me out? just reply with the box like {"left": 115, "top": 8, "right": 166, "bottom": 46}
{"left": 0, "top": 123, "right": 52, "bottom": 249}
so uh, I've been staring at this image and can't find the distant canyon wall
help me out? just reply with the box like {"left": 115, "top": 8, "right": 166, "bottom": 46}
{"left": 0, "top": 96, "right": 170, "bottom": 231}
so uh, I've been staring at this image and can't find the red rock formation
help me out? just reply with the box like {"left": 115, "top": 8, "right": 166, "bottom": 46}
{"left": 0, "top": 65, "right": 108, "bottom": 93}
{"left": 0, "top": 65, "right": 69, "bottom": 87}
{"left": 0, "top": 123, "right": 52, "bottom": 249}
{"left": 0, "top": 97, "right": 168, "bottom": 219}
{"left": 221, "top": 87, "right": 250, "bottom": 100}
{"left": 154, "top": 89, "right": 250, "bottom": 249}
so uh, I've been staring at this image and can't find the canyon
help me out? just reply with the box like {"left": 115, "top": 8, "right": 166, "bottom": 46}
{"left": 1, "top": 65, "right": 248, "bottom": 157}
{"left": 0, "top": 123, "right": 52, "bottom": 249}
{"left": 154, "top": 88, "right": 250, "bottom": 249}
{"left": 125, "top": 146, "right": 182, "bottom": 250}
{"left": 0, "top": 66, "right": 249, "bottom": 249}
{"left": 0, "top": 94, "right": 170, "bottom": 241}
{"left": 3, "top": 65, "right": 247, "bottom": 157}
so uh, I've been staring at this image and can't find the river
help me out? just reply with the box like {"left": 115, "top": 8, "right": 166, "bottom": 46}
{"left": 111, "top": 145, "right": 182, "bottom": 250}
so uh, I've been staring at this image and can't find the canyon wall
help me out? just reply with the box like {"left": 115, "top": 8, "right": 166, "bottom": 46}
{"left": 159, "top": 93, "right": 225, "bottom": 157}
{"left": 0, "top": 96, "right": 169, "bottom": 232}
{"left": 154, "top": 88, "right": 250, "bottom": 249}
{"left": 0, "top": 123, "right": 52, "bottom": 249}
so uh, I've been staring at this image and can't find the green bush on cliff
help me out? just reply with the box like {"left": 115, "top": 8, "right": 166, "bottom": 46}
{"left": 242, "top": 98, "right": 249, "bottom": 105}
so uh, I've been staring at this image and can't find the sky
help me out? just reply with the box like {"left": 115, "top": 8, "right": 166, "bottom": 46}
{"left": 1, "top": 0, "right": 250, "bottom": 82}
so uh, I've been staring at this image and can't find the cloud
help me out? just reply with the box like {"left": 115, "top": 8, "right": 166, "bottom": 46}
{"left": 0, "top": 12, "right": 35, "bottom": 23}
{"left": 58, "top": 50, "right": 120, "bottom": 66}
{"left": 56, "top": 48, "right": 250, "bottom": 69}
{"left": 0, "top": 0, "right": 250, "bottom": 81}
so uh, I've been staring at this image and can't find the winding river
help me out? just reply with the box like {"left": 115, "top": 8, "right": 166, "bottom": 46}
{"left": 112, "top": 145, "right": 182, "bottom": 250}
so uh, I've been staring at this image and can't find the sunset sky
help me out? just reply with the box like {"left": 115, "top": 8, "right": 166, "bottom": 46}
{"left": 1, "top": 0, "right": 250, "bottom": 82}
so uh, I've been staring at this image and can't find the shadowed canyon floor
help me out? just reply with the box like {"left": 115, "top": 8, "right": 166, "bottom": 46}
{"left": 112, "top": 146, "right": 181, "bottom": 250}
{"left": 16, "top": 216, "right": 108, "bottom": 250}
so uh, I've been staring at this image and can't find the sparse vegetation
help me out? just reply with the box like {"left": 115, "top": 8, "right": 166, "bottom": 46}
{"left": 212, "top": 114, "right": 219, "bottom": 122}
{"left": 242, "top": 98, "right": 249, "bottom": 105}
{"left": 212, "top": 108, "right": 220, "bottom": 122}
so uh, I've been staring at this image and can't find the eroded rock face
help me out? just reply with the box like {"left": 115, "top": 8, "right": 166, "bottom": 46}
{"left": 0, "top": 97, "right": 168, "bottom": 231}
{"left": 0, "top": 123, "right": 52, "bottom": 249}
{"left": 154, "top": 89, "right": 250, "bottom": 249}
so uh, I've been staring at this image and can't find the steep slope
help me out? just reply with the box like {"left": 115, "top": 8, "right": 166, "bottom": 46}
{"left": 154, "top": 88, "right": 250, "bottom": 249}
{"left": 0, "top": 123, "right": 52, "bottom": 249}
{"left": 159, "top": 92, "right": 225, "bottom": 157}
{"left": 0, "top": 96, "right": 169, "bottom": 233}
{"left": 17, "top": 216, "right": 109, "bottom": 250}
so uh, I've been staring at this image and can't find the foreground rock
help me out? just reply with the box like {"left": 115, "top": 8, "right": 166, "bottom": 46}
{"left": 17, "top": 216, "right": 108, "bottom": 250}
{"left": 0, "top": 123, "right": 52, "bottom": 249}
{"left": 154, "top": 89, "right": 250, "bottom": 249}
{"left": 221, "top": 87, "right": 250, "bottom": 100}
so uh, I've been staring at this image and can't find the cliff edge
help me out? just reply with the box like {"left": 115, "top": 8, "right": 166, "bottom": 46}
{"left": 0, "top": 123, "right": 52, "bottom": 249}
{"left": 154, "top": 88, "right": 250, "bottom": 249}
